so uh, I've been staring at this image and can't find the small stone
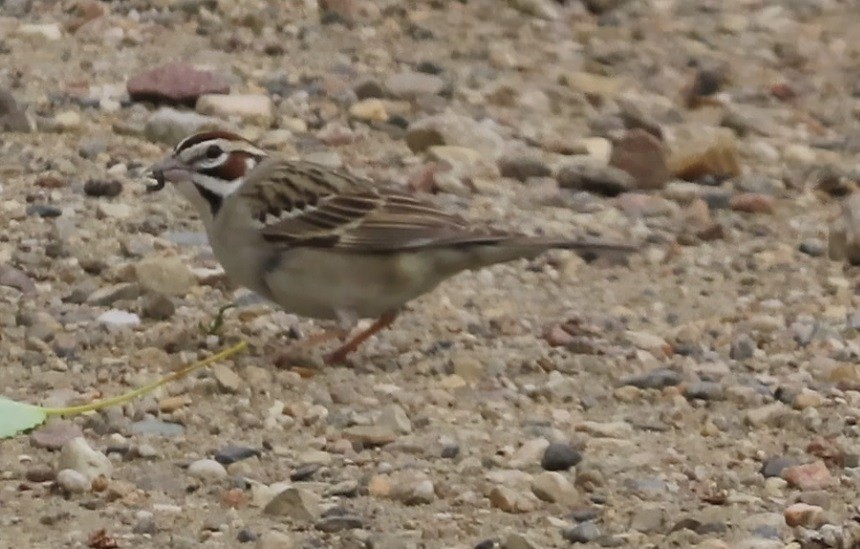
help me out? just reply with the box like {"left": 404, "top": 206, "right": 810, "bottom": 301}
{"left": 343, "top": 425, "right": 398, "bottom": 446}
{"left": 498, "top": 154, "right": 552, "bottom": 182}
{"left": 144, "top": 107, "right": 227, "bottom": 145}
{"left": 730, "top": 333, "right": 757, "bottom": 360}
{"left": 27, "top": 204, "right": 62, "bottom": 218}
{"left": 557, "top": 160, "right": 634, "bottom": 196}
{"left": 349, "top": 98, "right": 388, "bottom": 122}
{"left": 609, "top": 129, "right": 671, "bottom": 190}
{"left": 576, "top": 420, "right": 633, "bottom": 438}
{"left": 563, "top": 521, "right": 601, "bottom": 543}
{"left": 784, "top": 503, "right": 825, "bottom": 528}
{"left": 127, "top": 62, "right": 229, "bottom": 105}
{"left": 368, "top": 475, "right": 391, "bottom": 498}
{"left": 95, "top": 202, "right": 132, "bottom": 219}
{"left": 630, "top": 505, "right": 667, "bottom": 533}
{"left": 793, "top": 389, "right": 823, "bottom": 410}
{"left": 211, "top": 363, "right": 243, "bottom": 393}
{"left": 0, "top": 89, "right": 34, "bottom": 132}
{"left": 489, "top": 486, "right": 535, "bottom": 513}
{"left": 196, "top": 94, "right": 274, "bottom": 126}
{"left": 130, "top": 419, "right": 185, "bottom": 437}
{"left": 0, "top": 265, "right": 36, "bottom": 294}
{"left": 26, "top": 467, "right": 55, "bottom": 483}
{"left": 531, "top": 471, "right": 577, "bottom": 505}
{"left": 264, "top": 488, "right": 321, "bottom": 521}
{"left": 502, "top": 533, "right": 539, "bottom": 549}
{"left": 87, "top": 283, "right": 140, "bottom": 306}
{"left": 236, "top": 529, "right": 256, "bottom": 543}
{"left": 684, "top": 382, "right": 724, "bottom": 401}
{"left": 510, "top": 438, "right": 550, "bottom": 468}
{"left": 134, "top": 257, "right": 195, "bottom": 296}
{"left": 56, "top": 469, "right": 91, "bottom": 494}
{"left": 98, "top": 309, "right": 141, "bottom": 330}
{"left": 29, "top": 420, "right": 83, "bottom": 451}
{"left": 255, "top": 531, "right": 297, "bottom": 549}
{"left": 16, "top": 23, "right": 63, "bottom": 41}
{"left": 58, "top": 437, "right": 112, "bottom": 481}
{"left": 392, "top": 478, "right": 435, "bottom": 505}
{"left": 406, "top": 113, "right": 505, "bottom": 158}
{"left": 730, "top": 193, "right": 775, "bottom": 215}
{"left": 782, "top": 461, "right": 832, "bottom": 490}
{"left": 187, "top": 459, "right": 227, "bottom": 482}
{"left": 385, "top": 71, "right": 445, "bottom": 98}
{"left": 315, "top": 515, "right": 366, "bottom": 533}
{"left": 376, "top": 404, "right": 412, "bottom": 434}
{"left": 451, "top": 353, "right": 485, "bottom": 383}
{"left": 83, "top": 179, "right": 123, "bottom": 198}
{"left": 746, "top": 403, "right": 789, "bottom": 427}
{"left": 799, "top": 239, "right": 825, "bottom": 257}
{"left": 541, "top": 443, "right": 582, "bottom": 471}
{"left": 668, "top": 126, "right": 741, "bottom": 181}
{"left": 620, "top": 368, "right": 681, "bottom": 390}
{"left": 140, "top": 293, "right": 175, "bottom": 320}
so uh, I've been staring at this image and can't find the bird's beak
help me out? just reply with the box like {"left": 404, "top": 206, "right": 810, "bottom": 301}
{"left": 146, "top": 156, "right": 189, "bottom": 193}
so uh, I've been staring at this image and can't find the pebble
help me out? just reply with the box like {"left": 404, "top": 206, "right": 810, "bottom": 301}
{"left": 730, "top": 193, "right": 775, "bottom": 215}
{"left": 96, "top": 309, "right": 140, "bottom": 330}
{"left": 342, "top": 425, "right": 398, "bottom": 447}
{"left": 556, "top": 160, "right": 635, "bottom": 196}
{"left": 134, "top": 257, "right": 196, "bottom": 296}
{"left": 145, "top": 107, "right": 228, "bottom": 145}
{"left": 315, "top": 515, "right": 366, "bottom": 533}
{"left": 684, "top": 382, "right": 724, "bottom": 401}
{"left": 349, "top": 98, "right": 388, "bottom": 122}
{"left": 196, "top": 94, "right": 274, "bottom": 126}
{"left": 16, "top": 23, "right": 62, "bottom": 41}
{"left": 57, "top": 437, "right": 112, "bottom": 481}
{"left": 489, "top": 486, "right": 536, "bottom": 513}
{"left": 214, "top": 446, "right": 259, "bottom": 465}
{"left": 782, "top": 461, "right": 833, "bottom": 490}
{"left": 531, "top": 471, "right": 577, "bottom": 505}
{"left": 130, "top": 419, "right": 185, "bottom": 437}
{"left": 187, "top": 459, "right": 227, "bottom": 482}
{"left": 376, "top": 404, "right": 412, "bottom": 434}
{"left": 784, "top": 503, "right": 826, "bottom": 528}
{"left": 384, "top": 71, "right": 445, "bottom": 98}
{"left": 498, "top": 154, "right": 552, "bottom": 181}
{"left": 211, "top": 363, "right": 243, "bottom": 393}
{"left": 730, "top": 334, "right": 757, "bottom": 360}
{"left": 630, "top": 506, "right": 667, "bottom": 533}
{"left": 140, "top": 293, "right": 175, "bottom": 320}
{"left": 609, "top": 129, "right": 671, "bottom": 190}
{"left": 127, "top": 62, "right": 229, "bottom": 105}
{"left": 0, "top": 89, "right": 33, "bottom": 132}
{"left": 621, "top": 368, "right": 681, "bottom": 390}
{"left": 96, "top": 202, "right": 131, "bottom": 219}
{"left": 255, "top": 531, "right": 297, "bottom": 549}
{"left": 83, "top": 179, "right": 123, "bottom": 198}
{"left": 56, "top": 469, "right": 91, "bottom": 493}
{"left": 29, "top": 420, "right": 83, "bottom": 450}
{"left": 541, "top": 442, "right": 582, "bottom": 471}
{"left": 263, "top": 487, "right": 321, "bottom": 521}
{"left": 406, "top": 113, "right": 505, "bottom": 158}
{"left": 563, "top": 521, "right": 601, "bottom": 543}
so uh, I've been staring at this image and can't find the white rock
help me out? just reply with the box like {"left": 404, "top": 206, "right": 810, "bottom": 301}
{"left": 57, "top": 437, "right": 112, "bottom": 481}
{"left": 96, "top": 202, "right": 132, "bottom": 220}
{"left": 16, "top": 23, "right": 62, "bottom": 41}
{"left": 53, "top": 111, "right": 82, "bottom": 131}
{"left": 531, "top": 471, "right": 578, "bottom": 505}
{"left": 145, "top": 107, "right": 229, "bottom": 145}
{"left": 133, "top": 257, "right": 196, "bottom": 296}
{"left": 97, "top": 309, "right": 141, "bottom": 330}
{"left": 56, "top": 469, "right": 90, "bottom": 493}
{"left": 187, "top": 459, "right": 228, "bottom": 482}
{"left": 376, "top": 404, "right": 412, "bottom": 434}
{"left": 196, "top": 94, "right": 274, "bottom": 126}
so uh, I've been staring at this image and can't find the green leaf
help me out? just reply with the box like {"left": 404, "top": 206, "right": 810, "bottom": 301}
{"left": 0, "top": 397, "right": 47, "bottom": 438}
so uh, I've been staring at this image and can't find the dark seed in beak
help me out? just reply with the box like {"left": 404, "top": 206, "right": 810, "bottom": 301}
{"left": 146, "top": 170, "right": 166, "bottom": 193}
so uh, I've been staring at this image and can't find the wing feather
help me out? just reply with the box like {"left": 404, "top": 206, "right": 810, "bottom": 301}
{"left": 236, "top": 158, "right": 508, "bottom": 252}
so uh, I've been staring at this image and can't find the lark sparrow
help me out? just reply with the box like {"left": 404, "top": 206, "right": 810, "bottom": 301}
{"left": 147, "top": 131, "right": 635, "bottom": 364}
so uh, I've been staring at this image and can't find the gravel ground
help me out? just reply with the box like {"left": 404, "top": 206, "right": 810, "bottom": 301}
{"left": 2, "top": 1, "right": 860, "bottom": 548}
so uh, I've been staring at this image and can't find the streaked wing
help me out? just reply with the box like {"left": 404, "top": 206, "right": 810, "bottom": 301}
{"left": 238, "top": 158, "right": 509, "bottom": 252}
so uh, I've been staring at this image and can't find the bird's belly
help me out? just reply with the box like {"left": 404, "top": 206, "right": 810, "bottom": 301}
{"left": 263, "top": 249, "right": 441, "bottom": 320}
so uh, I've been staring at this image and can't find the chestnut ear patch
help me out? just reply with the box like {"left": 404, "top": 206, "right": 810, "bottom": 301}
{"left": 200, "top": 151, "right": 252, "bottom": 181}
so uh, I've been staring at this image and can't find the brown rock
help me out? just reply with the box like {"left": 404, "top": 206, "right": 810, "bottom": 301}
{"left": 489, "top": 486, "right": 536, "bottom": 513}
{"left": 729, "top": 193, "right": 775, "bottom": 214}
{"left": 30, "top": 420, "right": 83, "bottom": 451}
{"left": 127, "top": 63, "right": 230, "bottom": 105}
{"left": 668, "top": 126, "right": 741, "bottom": 181}
{"left": 609, "top": 129, "right": 671, "bottom": 190}
{"left": 0, "top": 265, "right": 36, "bottom": 295}
{"left": 784, "top": 502, "right": 825, "bottom": 528}
{"left": 782, "top": 460, "right": 833, "bottom": 490}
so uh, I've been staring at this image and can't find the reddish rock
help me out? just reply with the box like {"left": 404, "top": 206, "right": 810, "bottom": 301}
{"left": 127, "top": 63, "right": 230, "bottom": 105}
{"left": 609, "top": 129, "right": 671, "bottom": 190}
{"left": 782, "top": 460, "right": 832, "bottom": 490}
{"left": 30, "top": 420, "right": 83, "bottom": 451}
{"left": 729, "top": 193, "right": 775, "bottom": 214}
{"left": 784, "top": 502, "right": 825, "bottom": 528}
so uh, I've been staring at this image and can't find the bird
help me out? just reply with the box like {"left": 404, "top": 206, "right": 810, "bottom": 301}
{"left": 147, "top": 130, "right": 636, "bottom": 365}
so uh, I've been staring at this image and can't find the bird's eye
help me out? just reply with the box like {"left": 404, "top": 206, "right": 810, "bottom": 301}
{"left": 205, "top": 145, "right": 223, "bottom": 159}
